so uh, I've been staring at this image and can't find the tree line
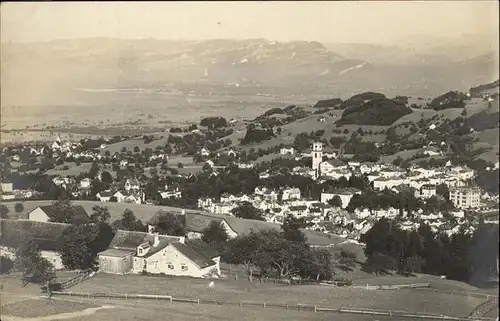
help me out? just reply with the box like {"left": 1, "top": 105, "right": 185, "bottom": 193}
{"left": 361, "top": 217, "right": 499, "bottom": 284}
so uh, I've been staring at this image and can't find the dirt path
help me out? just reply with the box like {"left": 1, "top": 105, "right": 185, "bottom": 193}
{"left": 1, "top": 305, "right": 115, "bottom": 321}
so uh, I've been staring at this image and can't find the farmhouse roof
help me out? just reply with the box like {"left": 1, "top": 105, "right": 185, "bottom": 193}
{"left": 171, "top": 242, "right": 216, "bottom": 269}
{"left": 98, "top": 248, "right": 133, "bottom": 258}
{"left": 185, "top": 239, "right": 219, "bottom": 258}
{"left": 38, "top": 205, "right": 89, "bottom": 225}
{"left": 0, "top": 219, "right": 68, "bottom": 251}
{"left": 108, "top": 230, "right": 181, "bottom": 251}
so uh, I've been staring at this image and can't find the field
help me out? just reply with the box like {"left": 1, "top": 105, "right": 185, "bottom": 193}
{"left": 2, "top": 200, "right": 205, "bottom": 222}
{"left": 0, "top": 275, "right": 395, "bottom": 321}
{"left": 68, "top": 272, "right": 486, "bottom": 318}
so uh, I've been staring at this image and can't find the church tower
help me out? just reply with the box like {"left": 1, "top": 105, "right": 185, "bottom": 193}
{"left": 311, "top": 142, "right": 323, "bottom": 177}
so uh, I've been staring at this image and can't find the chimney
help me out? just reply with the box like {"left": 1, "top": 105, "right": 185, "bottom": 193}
{"left": 153, "top": 232, "right": 160, "bottom": 247}
{"left": 148, "top": 224, "right": 155, "bottom": 234}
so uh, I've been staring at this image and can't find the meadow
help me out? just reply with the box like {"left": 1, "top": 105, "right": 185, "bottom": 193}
{"left": 69, "top": 272, "right": 485, "bottom": 318}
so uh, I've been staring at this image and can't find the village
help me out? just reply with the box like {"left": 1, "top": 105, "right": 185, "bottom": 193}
{"left": 1, "top": 127, "right": 499, "bottom": 280}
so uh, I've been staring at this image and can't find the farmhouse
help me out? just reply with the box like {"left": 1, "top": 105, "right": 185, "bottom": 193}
{"left": 27, "top": 205, "right": 89, "bottom": 224}
{"left": 0, "top": 219, "right": 66, "bottom": 270}
{"left": 98, "top": 230, "right": 220, "bottom": 278}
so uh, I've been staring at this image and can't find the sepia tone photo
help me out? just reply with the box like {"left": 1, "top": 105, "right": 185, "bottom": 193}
{"left": 0, "top": 2, "right": 499, "bottom": 320}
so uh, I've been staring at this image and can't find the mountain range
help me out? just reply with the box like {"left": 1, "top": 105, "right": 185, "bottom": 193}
{"left": 1, "top": 37, "right": 498, "bottom": 106}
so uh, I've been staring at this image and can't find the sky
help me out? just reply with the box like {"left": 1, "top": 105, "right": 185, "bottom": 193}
{"left": 1, "top": 1, "right": 498, "bottom": 44}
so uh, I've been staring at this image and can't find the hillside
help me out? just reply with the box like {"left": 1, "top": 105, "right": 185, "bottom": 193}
{"left": 337, "top": 95, "right": 412, "bottom": 125}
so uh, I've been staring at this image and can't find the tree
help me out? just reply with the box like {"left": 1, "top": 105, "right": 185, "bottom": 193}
{"left": 436, "top": 183, "right": 450, "bottom": 200}
{"left": 134, "top": 146, "right": 140, "bottom": 153}
{"left": 15, "top": 203, "right": 24, "bottom": 213}
{"left": 403, "top": 255, "right": 425, "bottom": 274}
{"left": 57, "top": 224, "right": 95, "bottom": 270}
{"left": 231, "top": 202, "right": 265, "bottom": 221}
{"left": 121, "top": 146, "right": 127, "bottom": 153}
{"left": 89, "top": 206, "right": 111, "bottom": 224}
{"left": 15, "top": 238, "right": 55, "bottom": 285}
{"left": 0, "top": 204, "right": 9, "bottom": 218}
{"left": 202, "top": 221, "right": 229, "bottom": 252}
{"left": 281, "top": 214, "right": 308, "bottom": 243}
{"left": 149, "top": 211, "right": 185, "bottom": 236}
{"left": 100, "top": 171, "right": 113, "bottom": 184}
{"left": 121, "top": 209, "right": 137, "bottom": 231}
{"left": 89, "top": 162, "right": 100, "bottom": 178}
{"left": 177, "top": 163, "right": 184, "bottom": 169}
{"left": 49, "top": 198, "right": 77, "bottom": 224}
{"left": 0, "top": 256, "right": 14, "bottom": 274}
{"left": 225, "top": 231, "right": 261, "bottom": 282}
{"left": 335, "top": 249, "right": 357, "bottom": 273}
{"left": 362, "top": 252, "right": 398, "bottom": 276}
{"left": 328, "top": 195, "right": 343, "bottom": 208}
{"left": 309, "top": 248, "right": 334, "bottom": 281}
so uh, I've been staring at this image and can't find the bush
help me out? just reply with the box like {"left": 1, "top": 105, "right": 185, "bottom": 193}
{"left": 15, "top": 202, "right": 24, "bottom": 213}
{"left": 0, "top": 256, "right": 14, "bottom": 274}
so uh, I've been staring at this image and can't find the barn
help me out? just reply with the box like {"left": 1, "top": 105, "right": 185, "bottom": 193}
{"left": 97, "top": 248, "right": 134, "bottom": 274}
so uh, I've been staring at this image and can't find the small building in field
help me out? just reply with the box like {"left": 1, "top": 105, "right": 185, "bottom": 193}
{"left": 27, "top": 205, "right": 89, "bottom": 224}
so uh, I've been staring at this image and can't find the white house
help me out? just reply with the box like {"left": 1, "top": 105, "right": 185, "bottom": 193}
{"left": 0, "top": 181, "right": 14, "bottom": 194}
{"left": 282, "top": 187, "right": 301, "bottom": 201}
{"left": 125, "top": 178, "right": 141, "bottom": 192}
{"left": 237, "top": 162, "right": 254, "bottom": 169}
{"left": 200, "top": 148, "right": 210, "bottom": 157}
{"left": 280, "top": 147, "right": 295, "bottom": 155}
{"left": 97, "top": 191, "right": 114, "bottom": 202}
{"left": 80, "top": 178, "right": 92, "bottom": 189}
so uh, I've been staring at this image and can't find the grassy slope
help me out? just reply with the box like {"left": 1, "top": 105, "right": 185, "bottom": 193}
{"left": 70, "top": 273, "right": 484, "bottom": 317}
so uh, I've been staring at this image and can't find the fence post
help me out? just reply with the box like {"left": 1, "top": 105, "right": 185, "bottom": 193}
{"left": 286, "top": 304, "right": 288, "bottom": 310}
{"left": 197, "top": 298, "right": 200, "bottom": 305}
{"left": 263, "top": 302, "right": 266, "bottom": 309}
{"left": 239, "top": 302, "right": 242, "bottom": 308}
{"left": 314, "top": 305, "right": 317, "bottom": 313}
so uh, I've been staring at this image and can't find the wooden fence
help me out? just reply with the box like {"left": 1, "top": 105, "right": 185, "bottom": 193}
{"left": 414, "top": 287, "right": 499, "bottom": 300}
{"left": 49, "top": 291, "right": 498, "bottom": 321}
{"left": 353, "top": 282, "right": 431, "bottom": 290}
{"left": 51, "top": 269, "right": 94, "bottom": 291}
{"left": 468, "top": 296, "right": 499, "bottom": 318}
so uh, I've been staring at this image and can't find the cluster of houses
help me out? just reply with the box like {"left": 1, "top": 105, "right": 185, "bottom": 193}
{"left": 0, "top": 202, "right": 338, "bottom": 278}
